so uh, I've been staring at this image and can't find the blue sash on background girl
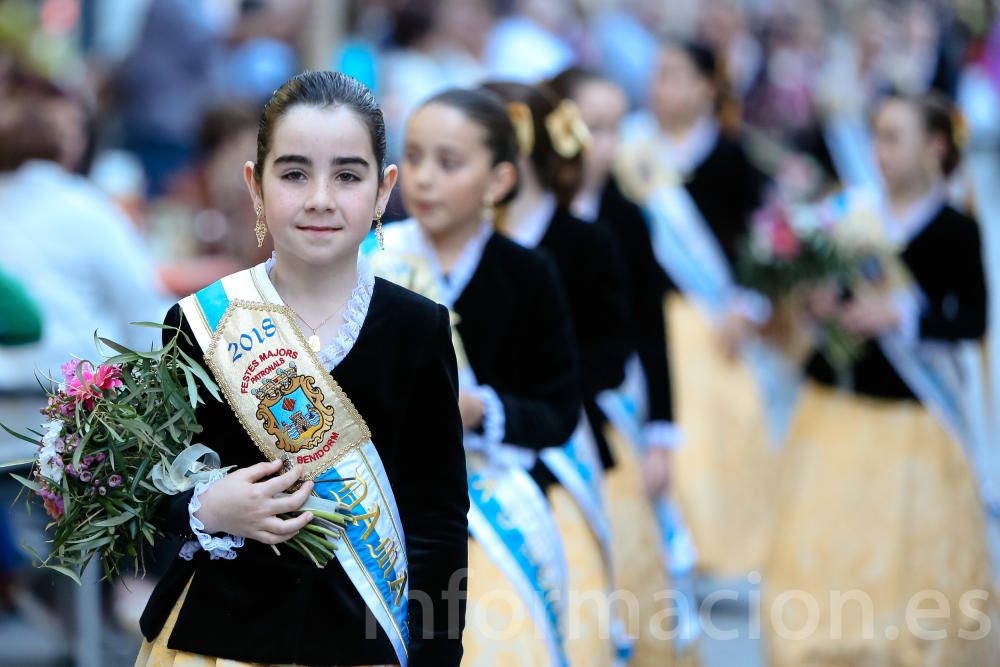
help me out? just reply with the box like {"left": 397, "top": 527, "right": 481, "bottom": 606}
{"left": 363, "top": 226, "right": 571, "bottom": 666}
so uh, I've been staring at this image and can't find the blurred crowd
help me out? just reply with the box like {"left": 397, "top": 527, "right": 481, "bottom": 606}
{"left": 2, "top": 0, "right": 1000, "bottom": 664}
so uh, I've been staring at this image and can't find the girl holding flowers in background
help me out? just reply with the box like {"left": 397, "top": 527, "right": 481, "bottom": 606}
{"left": 764, "top": 92, "right": 998, "bottom": 666}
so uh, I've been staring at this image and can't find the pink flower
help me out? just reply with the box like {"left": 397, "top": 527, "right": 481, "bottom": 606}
{"left": 38, "top": 486, "right": 64, "bottom": 521}
{"left": 770, "top": 218, "right": 801, "bottom": 260}
{"left": 65, "top": 362, "right": 123, "bottom": 409}
{"left": 108, "top": 474, "right": 124, "bottom": 488}
{"left": 60, "top": 359, "right": 82, "bottom": 384}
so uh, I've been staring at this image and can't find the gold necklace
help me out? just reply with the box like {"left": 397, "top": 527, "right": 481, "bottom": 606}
{"left": 285, "top": 297, "right": 350, "bottom": 352}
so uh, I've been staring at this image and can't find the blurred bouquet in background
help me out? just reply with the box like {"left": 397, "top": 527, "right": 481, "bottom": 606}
{"left": 738, "top": 198, "right": 864, "bottom": 373}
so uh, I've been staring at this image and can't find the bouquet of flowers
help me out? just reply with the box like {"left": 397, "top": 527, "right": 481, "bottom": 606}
{"left": 4, "top": 326, "right": 348, "bottom": 582}
{"left": 737, "top": 199, "right": 864, "bottom": 372}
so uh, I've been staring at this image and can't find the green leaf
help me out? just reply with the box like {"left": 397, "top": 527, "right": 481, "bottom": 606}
{"left": 10, "top": 473, "right": 40, "bottom": 492}
{"left": 0, "top": 458, "right": 36, "bottom": 470}
{"left": 96, "top": 336, "right": 162, "bottom": 361}
{"left": 94, "top": 512, "right": 134, "bottom": 528}
{"left": 131, "top": 457, "right": 152, "bottom": 495}
{"left": 0, "top": 422, "right": 41, "bottom": 445}
{"left": 103, "top": 352, "right": 140, "bottom": 366}
{"left": 45, "top": 564, "right": 82, "bottom": 585}
{"left": 181, "top": 367, "right": 199, "bottom": 409}
{"left": 176, "top": 350, "right": 221, "bottom": 401}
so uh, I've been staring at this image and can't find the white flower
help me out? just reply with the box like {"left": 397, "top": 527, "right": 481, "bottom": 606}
{"left": 41, "top": 420, "right": 62, "bottom": 447}
{"left": 789, "top": 204, "right": 822, "bottom": 235}
{"left": 38, "top": 421, "right": 64, "bottom": 483}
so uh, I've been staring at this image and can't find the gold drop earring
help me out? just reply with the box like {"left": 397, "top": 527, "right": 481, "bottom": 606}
{"left": 254, "top": 202, "right": 267, "bottom": 248}
{"left": 374, "top": 208, "right": 384, "bottom": 250}
{"left": 483, "top": 194, "right": 495, "bottom": 225}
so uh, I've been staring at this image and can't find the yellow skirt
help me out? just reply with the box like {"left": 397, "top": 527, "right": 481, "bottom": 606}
{"left": 135, "top": 578, "right": 389, "bottom": 667}
{"left": 764, "top": 384, "right": 1000, "bottom": 667}
{"left": 603, "top": 426, "right": 675, "bottom": 666}
{"left": 462, "top": 536, "right": 552, "bottom": 666}
{"left": 667, "top": 295, "right": 778, "bottom": 575}
{"left": 547, "top": 485, "right": 616, "bottom": 667}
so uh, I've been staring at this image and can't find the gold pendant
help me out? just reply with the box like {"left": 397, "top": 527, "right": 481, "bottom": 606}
{"left": 308, "top": 334, "right": 322, "bottom": 352}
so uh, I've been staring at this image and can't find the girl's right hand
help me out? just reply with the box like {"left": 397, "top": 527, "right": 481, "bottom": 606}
{"left": 805, "top": 283, "right": 842, "bottom": 321}
{"left": 194, "top": 459, "right": 315, "bottom": 545}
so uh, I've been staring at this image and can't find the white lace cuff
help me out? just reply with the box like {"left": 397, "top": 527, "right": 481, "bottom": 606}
{"left": 179, "top": 469, "right": 245, "bottom": 561}
{"left": 476, "top": 385, "right": 506, "bottom": 446}
{"left": 643, "top": 421, "right": 683, "bottom": 450}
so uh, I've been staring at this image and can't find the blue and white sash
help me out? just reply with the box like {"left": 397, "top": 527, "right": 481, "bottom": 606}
{"left": 596, "top": 379, "right": 702, "bottom": 652}
{"left": 616, "top": 137, "right": 802, "bottom": 445}
{"left": 539, "top": 417, "right": 614, "bottom": 569}
{"left": 364, "top": 225, "right": 572, "bottom": 665}
{"left": 467, "top": 458, "right": 569, "bottom": 666}
{"left": 179, "top": 267, "right": 410, "bottom": 666}
{"left": 822, "top": 112, "right": 882, "bottom": 192}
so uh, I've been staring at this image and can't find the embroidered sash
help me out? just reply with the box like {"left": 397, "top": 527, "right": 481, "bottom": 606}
{"left": 179, "top": 267, "right": 410, "bottom": 666}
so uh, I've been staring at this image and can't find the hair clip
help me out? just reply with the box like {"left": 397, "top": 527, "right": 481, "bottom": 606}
{"left": 506, "top": 102, "right": 535, "bottom": 157}
{"left": 545, "top": 99, "right": 591, "bottom": 159}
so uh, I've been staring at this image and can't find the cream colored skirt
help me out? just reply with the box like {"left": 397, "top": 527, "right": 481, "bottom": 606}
{"left": 550, "top": 485, "right": 617, "bottom": 667}
{"left": 461, "top": 535, "right": 553, "bottom": 666}
{"left": 764, "top": 384, "right": 1000, "bottom": 666}
{"left": 668, "top": 295, "right": 779, "bottom": 575}
{"left": 604, "top": 425, "right": 677, "bottom": 666}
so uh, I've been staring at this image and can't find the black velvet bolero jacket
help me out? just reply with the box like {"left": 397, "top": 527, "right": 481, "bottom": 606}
{"left": 140, "top": 277, "right": 469, "bottom": 667}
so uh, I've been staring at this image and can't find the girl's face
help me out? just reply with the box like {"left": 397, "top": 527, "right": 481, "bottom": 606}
{"left": 402, "top": 103, "right": 515, "bottom": 237}
{"left": 573, "top": 79, "right": 628, "bottom": 185}
{"left": 873, "top": 99, "right": 941, "bottom": 192}
{"left": 244, "top": 104, "right": 396, "bottom": 267}
{"left": 649, "top": 46, "right": 715, "bottom": 126}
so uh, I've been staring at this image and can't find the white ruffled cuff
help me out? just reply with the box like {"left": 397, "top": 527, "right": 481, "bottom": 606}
{"left": 179, "top": 469, "right": 245, "bottom": 561}
{"left": 643, "top": 421, "right": 683, "bottom": 450}
{"left": 728, "top": 288, "right": 772, "bottom": 325}
{"left": 475, "top": 385, "right": 506, "bottom": 446}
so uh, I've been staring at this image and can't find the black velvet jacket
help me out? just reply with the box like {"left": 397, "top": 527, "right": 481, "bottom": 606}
{"left": 140, "top": 278, "right": 469, "bottom": 667}
{"left": 684, "top": 135, "right": 768, "bottom": 270}
{"left": 597, "top": 176, "right": 674, "bottom": 424}
{"left": 530, "top": 205, "right": 633, "bottom": 479}
{"left": 453, "top": 232, "right": 581, "bottom": 448}
{"left": 807, "top": 205, "right": 988, "bottom": 399}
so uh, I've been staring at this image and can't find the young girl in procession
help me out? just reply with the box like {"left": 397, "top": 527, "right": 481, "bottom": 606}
{"left": 373, "top": 87, "right": 583, "bottom": 666}
{"left": 135, "top": 71, "right": 469, "bottom": 667}
{"left": 548, "top": 67, "right": 691, "bottom": 667}
{"left": 615, "top": 40, "right": 779, "bottom": 578}
{"left": 482, "top": 80, "right": 636, "bottom": 667}
{"left": 764, "top": 92, "right": 999, "bottom": 666}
